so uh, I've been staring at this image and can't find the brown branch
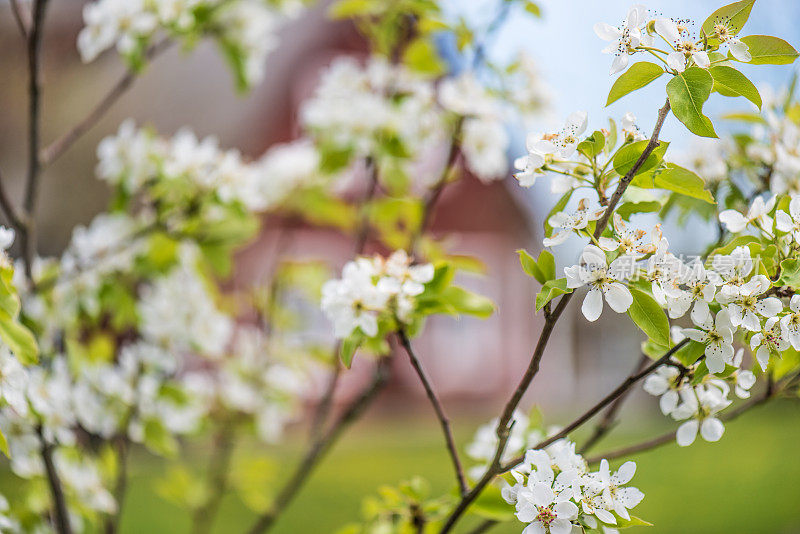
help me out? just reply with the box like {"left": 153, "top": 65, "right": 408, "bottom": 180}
{"left": 579, "top": 354, "right": 650, "bottom": 454}
{"left": 246, "top": 357, "right": 392, "bottom": 534}
{"left": 191, "top": 420, "right": 237, "bottom": 534}
{"left": 397, "top": 330, "right": 467, "bottom": 496}
{"left": 37, "top": 427, "right": 73, "bottom": 534}
{"left": 467, "top": 519, "right": 498, "bottom": 534}
{"left": 103, "top": 436, "right": 130, "bottom": 534}
{"left": 39, "top": 38, "right": 174, "bottom": 167}
{"left": 19, "top": 0, "right": 48, "bottom": 282}
{"left": 500, "top": 338, "right": 690, "bottom": 471}
{"left": 9, "top": 0, "right": 30, "bottom": 38}
{"left": 0, "top": 168, "right": 25, "bottom": 232}
{"left": 587, "top": 367, "right": 800, "bottom": 464}
{"left": 440, "top": 98, "right": 672, "bottom": 533}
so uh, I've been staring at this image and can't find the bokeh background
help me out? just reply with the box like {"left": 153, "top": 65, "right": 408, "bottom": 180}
{"left": 1, "top": 0, "right": 800, "bottom": 532}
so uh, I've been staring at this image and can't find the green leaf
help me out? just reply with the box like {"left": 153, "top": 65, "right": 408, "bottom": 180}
{"left": 606, "top": 62, "right": 664, "bottom": 106}
{"left": 779, "top": 258, "right": 800, "bottom": 287}
{"left": 517, "top": 249, "right": 544, "bottom": 283}
{"left": 340, "top": 332, "right": 364, "bottom": 368}
{"left": 517, "top": 249, "right": 555, "bottom": 284}
{"left": 616, "top": 200, "right": 662, "bottom": 220}
{"left": 627, "top": 288, "right": 670, "bottom": 347}
{"left": 666, "top": 67, "right": 717, "bottom": 138}
{"left": 578, "top": 130, "right": 606, "bottom": 158}
{"left": 612, "top": 140, "right": 669, "bottom": 176}
{"left": 737, "top": 35, "right": 800, "bottom": 65}
{"left": 675, "top": 340, "right": 707, "bottom": 367}
{"left": 538, "top": 250, "right": 556, "bottom": 281}
{"left": 328, "top": 0, "right": 377, "bottom": 18}
{"left": 0, "top": 320, "right": 38, "bottom": 365}
{"left": 523, "top": 1, "right": 542, "bottom": 17}
{"left": 0, "top": 429, "right": 7, "bottom": 458}
{"left": 440, "top": 286, "right": 495, "bottom": 318}
{"left": 535, "top": 278, "right": 571, "bottom": 311}
{"left": 632, "top": 163, "right": 715, "bottom": 203}
{"left": 709, "top": 66, "right": 762, "bottom": 109}
{"left": 701, "top": 0, "right": 755, "bottom": 41}
{"left": 402, "top": 37, "right": 445, "bottom": 76}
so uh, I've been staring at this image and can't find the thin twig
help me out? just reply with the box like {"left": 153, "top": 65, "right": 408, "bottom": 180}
{"left": 0, "top": 168, "right": 25, "bottom": 232}
{"left": 191, "top": 420, "right": 237, "bottom": 534}
{"left": 440, "top": 98, "right": 672, "bottom": 533}
{"left": 501, "top": 339, "right": 690, "bottom": 470}
{"left": 467, "top": 519, "right": 498, "bottom": 534}
{"left": 9, "top": 0, "right": 30, "bottom": 38}
{"left": 103, "top": 436, "right": 130, "bottom": 534}
{"left": 397, "top": 330, "right": 468, "bottom": 496}
{"left": 246, "top": 358, "right": 392, "bottom": 534}
{"left": 579, "top": 354, "right": 650, "bottom": 454}
{"left": 38, "top": 426, "right": 73, "bottom": 534}
{"left": 39, "top": 38, "right": 174, "bottom": 167}
{"left": 20, "top": 0, "right": 49, "bottom": 282}
{"left": 586, "top": 383, "right": 777, "bottom": 465}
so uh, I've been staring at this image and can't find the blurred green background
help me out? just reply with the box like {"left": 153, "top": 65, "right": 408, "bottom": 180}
{"left": 53, "top": 400, "right": 798, "bottom": 533}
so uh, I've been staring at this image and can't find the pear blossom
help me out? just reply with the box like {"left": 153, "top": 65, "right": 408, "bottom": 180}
{"left": 532, "top": 112, "right": 589, "bottom": 159}
{"left": 779, "top": 295, "right": 800, "bottom": 350}
{"left": 663, "top": 260, "right": 717, "bottom": 319}
{"left": 0, "top": 347, "right": 29, "bottom": 417}
{"left": 775, "top": 194, "right": 800, "bottom": 242}
{"left": 671, "top": 382, "right": 731, "bottom": 446}
{"left": 598, "top": 213, "right": 657, "bottom": 258}
{"left": 513, "top": 134, "right": 548, "bottom": 187}
{"left": 718, "top": 195, "right": 776, "bottom": 233}
{"left": 512, "top": 451, "right": 579, "bottom": 534}
{"left": 654, "top": 18, "right": 710, "bottom": 72}
{"left": 581, "top": 460, "right": 644, "bottom": 524}
{"left": 709, "top": 16, "right": 751, "bottom": 61}
{"left": 710, "top": 246, "right": 755, "bottom": 293}
{"left": 620, "top": 112, "right": 645, "bottom": 142}
{"left": 750, "top": 317, "right": 789, "bottom": 371}
{"left": 681, "top": 307, "right": 735, "bottom": 374}
{"left": 565, "top": 245, "right": 634, "bottom": 322}
{"left": 543, "top": 199, "right": 605, "bottom": 247}
{"left": 642, "top": 364, "right": 683, "bottom": 416}
{"left": 716, "top": 274, "right": 782, "bottom": 332}
{"left": 594, "top": 5, "right": 650, "bottom": 74}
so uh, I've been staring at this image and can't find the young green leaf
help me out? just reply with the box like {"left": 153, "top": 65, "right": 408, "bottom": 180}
{"left": 701, "top": 0, "right": 755, "bottom": 42}
{"left": 627, "top": 288, "right": 670, "bottom": 347}
{"left": 709, "top": 66, "right": 762, "bottom": 109}
{"left": 737, "top": 35, "right": 799, "bottom": 65}
{"left": 537, "top": 250, "right": 556, "bottom": 281}
{"left": 632, "top": 163, "right": 715, "bottom": 203}
{"left": 518, "top": 249, "right": 545, "bottom": 283}
{"left": 612, "top": 140, "right": 670, "bottom": 176}
{"left": 440, "top": 286, "right": 495, "bottom": 318}
{"left": 606, "top": 62, "right": 664, "bottom": 106}
{"left": 666, "top": 67, "right": 717, "bottom": 138}
{"left": 779, "top": 258, "right": 800, "bottom": 287}
{"left": 340, "top": 333, "right": 363, "bottom": 368}
{"left": 535, "top": 278, "right": 571, "bottom": 311}
{"left": 0, "top": 320, "right": 38, "bottom": 365}
{"left": 578, "top": 130, "right": 606, "bottom": 158}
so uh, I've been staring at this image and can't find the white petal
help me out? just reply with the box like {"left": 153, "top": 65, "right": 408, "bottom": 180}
{"left": 676, "top": 420, "right": 699, "bottom": 447}
{"left": 582, "top": 288, "right": 604, "bottom": 322}
{"left": 700, "top": 417, "right": 725, "bottom": 442}
{"left": 594, "top": 22, "right": 621, "bottom": 41}
{"left": 604, "top": 283, "right": 633, "bottom": 313}
{"left": 693, "top": 51, "right": 710, "bottom": 69}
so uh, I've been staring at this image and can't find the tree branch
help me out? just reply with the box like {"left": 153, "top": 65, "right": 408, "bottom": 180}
{"left": 9, "top": 0, "right": 30, "bottom": 38}
{"left": 39, "top": 38, "right": 174, "bottom": 167}
{"left": 20, "top": 0, "right": 49, "bottom": 282}
{"left": 0, "top": 168, "right": 25, "bottom": 232}
{"left": 246, "top": 357, "right": 392, "bottom": 534}
{"left": 397, "top": 330, "right": 467, "bottom": 496}
{"left": 579, "top": 354, "right": 650, "bottom": 454}
{"left": 38, "top": 427, "right": 73, "bottom": 534}
{"left": 191, "top": 420, "right": 237, "bottom": 534}
{"left": 440, "top": 98, "right": 672, "bottom": 533}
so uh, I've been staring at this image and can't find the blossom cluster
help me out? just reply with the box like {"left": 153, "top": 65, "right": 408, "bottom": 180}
{"left": 321, "top": 250, "right": 434, "bottom": 339}
{"left": 502, "top": 441, "right": 644, "bottom": 533}
{"left": 78, "top": 0, "right": 308, "bottom": 87}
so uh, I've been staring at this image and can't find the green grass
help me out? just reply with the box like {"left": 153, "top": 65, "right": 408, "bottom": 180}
{"left": 29, "top": 400, "right": 800, "bottom": 533}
